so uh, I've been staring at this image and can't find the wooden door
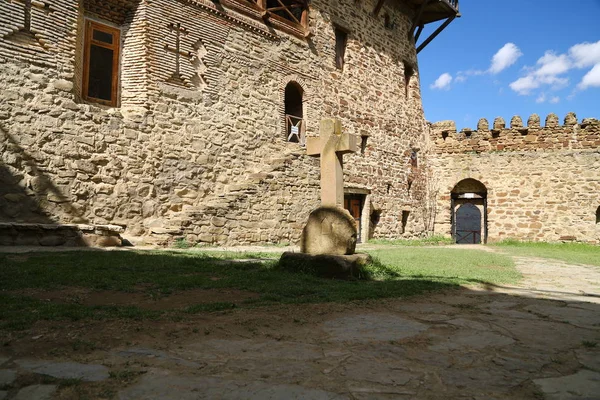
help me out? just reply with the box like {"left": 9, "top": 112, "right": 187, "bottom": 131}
{"left": 344, "top": 197, "right": 362, "bottom": 242}
{"left": 455, "top": 202, "right": 482, "bottom": 244}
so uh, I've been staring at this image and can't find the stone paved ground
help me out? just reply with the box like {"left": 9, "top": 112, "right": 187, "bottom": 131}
{"left": 0, "top": 246, "right": 599, "bottom": 399}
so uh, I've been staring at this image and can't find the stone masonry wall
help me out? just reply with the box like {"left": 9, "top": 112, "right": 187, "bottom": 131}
{"left": 429, "top": 113, "right": 600, "bottom": 243}
{"left": 0, "top": 0, "right": 428, "bottom": 245}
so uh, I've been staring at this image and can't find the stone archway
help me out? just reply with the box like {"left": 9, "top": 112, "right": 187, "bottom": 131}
{"left": 451, "top": 178, "right": 487, "bottom": 244}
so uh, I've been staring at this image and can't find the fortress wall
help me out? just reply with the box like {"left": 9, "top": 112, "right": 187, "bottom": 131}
{"left": 429, "top": 113, "right": 600, "bottom": 243}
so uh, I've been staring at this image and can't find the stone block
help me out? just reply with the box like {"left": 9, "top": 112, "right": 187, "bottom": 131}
{"left": 300, "top": 207, "right": 357, "bottom": 255}
{"left": 39, "top": 234, "right": 67, "bottom": 246}
{"left": 52, "top": 79, "right": 73, "bottom": 92}
{"left": 278, "top": 252, "right": 372, "bottom": 280}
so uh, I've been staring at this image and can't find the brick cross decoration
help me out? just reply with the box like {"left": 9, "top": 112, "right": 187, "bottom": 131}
{"left": 164, "top": 22, "right": 194, "bottom": 83}
{"left": 306, "top": 119, "right": 357, "bottom": 207}
{"left": 4, "top": 0, "right": 54, "bottom": 48}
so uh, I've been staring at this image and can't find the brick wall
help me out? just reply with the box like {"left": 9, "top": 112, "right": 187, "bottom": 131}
{"left": 0, "top": 0, "right": 429, "bottom": 245}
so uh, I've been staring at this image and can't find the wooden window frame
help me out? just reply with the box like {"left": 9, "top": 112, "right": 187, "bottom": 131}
{"left": 224, "top": 0, "right": 310, "bottom": 38}
{"left": 82, "top": 20, "right": 121, "bottom": 107}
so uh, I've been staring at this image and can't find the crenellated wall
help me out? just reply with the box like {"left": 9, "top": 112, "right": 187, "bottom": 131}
{"left": 429, "top": 113, "right": 600, "bottom": 243}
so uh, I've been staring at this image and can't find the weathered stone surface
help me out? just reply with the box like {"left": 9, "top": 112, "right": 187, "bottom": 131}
{"left": 13, "top": 385, "right": 57, "bottom": 400}
{"left": 323, "top": 314, "right": 429, "bottom": 342}
{"left": 118, "top": 348, "right": 205, "bottom": 368}
{"left": 545, "top": 113, "right": 560, "bottom": 127}
{"left": 183, "top": 339, "right": 323, "bottom": 361}
{"left": 279, "top": 252, "right": 371, "bottom": 279}
{"left": 493, "top": 117, "right": 505, "bottom": 130}
{"left": 527, "top": 113, "right": 541, "bottom": 127}
{"left": 15, "top": 360, "right": 109, "bottom": 382}
{"left": 510, "top": 115, "right": 523, "bottom": 128}
{"left": 524, "top": 304, "right": 600, "bottom": 328}
{"left": 534, "top": 370, "right": 600, "bottom": 400}
{"left": 117, "top": 372, "right": 348, "bottom": 400}
{"left": 0, "top": 0, "right": 432, "bottom": 248}
{"left": 306, "top": 119, "right": 358, "bottom": 207}
{"left": 564, "top": 111, "right": 577, "bottom": 126}
{"left": 0, "top": 369, "right": 16, "bottom": 386}
{"left": 429, "top": 117, "right": 600, "bottom": 243}
{"left": 576, "top": 348, "right": 600, "bottom": 372}
{"left": 428, "top": 331, "right": 514, "bottom": 351}
{"left": 0, "top": 223, "right": 122, "bottom": 247}
{"left": 476, "top": 118, "right": 489, "bottom": 131}
{"left": 300, "top": 207, "right": 357, "bottom": 256}
{"left": 52, "top": 79, "right": 73, "bottom": 92}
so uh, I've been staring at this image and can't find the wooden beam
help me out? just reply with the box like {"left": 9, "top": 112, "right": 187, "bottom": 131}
{"left": 373, "top": 0, "right": 385, "bottom": 16}
{"left": 408, "top": 0, "right": 430, "bottom": 39}
{"left": 416, "top": 15, "right": 455, "bottom": 53}
{"left": 414, "top": 24, "right": 424, "bottom": 42}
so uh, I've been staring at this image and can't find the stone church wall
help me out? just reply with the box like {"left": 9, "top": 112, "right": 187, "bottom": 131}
{"left": 429, "top": 113, "right": 600, "bottom": 243}
{"left": 0, "top": 0, "right": 428, "bottom": 246}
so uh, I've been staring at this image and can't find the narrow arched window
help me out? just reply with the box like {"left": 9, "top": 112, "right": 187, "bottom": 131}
{"left": 285, "top": 82, "right": 304, "bottom": 144}
{"left": 596, "top": 206, "right": 600, "bottom": 224}
{"left": 404, "top": 61, "right": 414, "bottom": 97}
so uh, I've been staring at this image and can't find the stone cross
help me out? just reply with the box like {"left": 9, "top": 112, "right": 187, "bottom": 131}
{"left": 306, "top": 119, "right": 357, "bottom": 207}
{"left": 165, "top": 22, "right": 193, "bottom": 81}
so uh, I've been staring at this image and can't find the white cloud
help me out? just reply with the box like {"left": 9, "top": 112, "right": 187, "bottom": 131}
{"left": 430, "top": 73, "right": 453, "bottom": 90}
{"left": 550, "top": 96, "right": 560, "bottom": 104}
{"left": 578, "top": 64, "right": 600, "bottom": 90}
{"left": 454, "top": 44, "right": 522, "bottom": 83}
{"left": 569, "top": 40, "right": 600, "bottom": 68}
{"left": 510, "top": 75, "right": 539, "bottom": 95}
{"left": 489, "top": 43, "right": 523, "bottom": 74}
{"left": 535, "top": 51, "right": 571, "bottom": 77}
{"left": 510, "top": 40, "right": 600, "bottom": 95}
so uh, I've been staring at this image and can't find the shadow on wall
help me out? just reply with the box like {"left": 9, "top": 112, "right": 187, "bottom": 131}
{"left": 0, "top": 124, "right": 90, "bottom": 246}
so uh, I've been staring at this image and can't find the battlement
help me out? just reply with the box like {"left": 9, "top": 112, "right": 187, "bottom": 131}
{"left": 430, "top": 112, "right": 600, "bottom": 154}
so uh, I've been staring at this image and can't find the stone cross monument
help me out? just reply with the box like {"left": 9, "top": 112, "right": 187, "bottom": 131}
{"left": 306, "top": 119, "right": 358, "bottom": 207}
{"left": 279, "top": 118, "right": 370, "bottom": 278}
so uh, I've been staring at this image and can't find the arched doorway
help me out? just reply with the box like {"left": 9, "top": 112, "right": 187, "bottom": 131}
{"left": 284, "top": 81, "right": 304, "bottom": 143}
{"left": 451, "top": 179, "right": 487, "bottom": 244}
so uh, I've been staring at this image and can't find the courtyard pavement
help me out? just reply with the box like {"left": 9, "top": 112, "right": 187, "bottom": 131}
{"left": 0, "top": 245, "right": 599, "bottom": 399}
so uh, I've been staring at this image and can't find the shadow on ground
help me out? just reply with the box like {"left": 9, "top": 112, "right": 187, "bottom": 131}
{"left": 0, "top": 250, "right": 599, "bottom": 399}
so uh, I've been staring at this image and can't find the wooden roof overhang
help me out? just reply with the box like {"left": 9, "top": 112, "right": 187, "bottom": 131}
{"left": 374, "top": 0, "right": 460, "bottom": 53}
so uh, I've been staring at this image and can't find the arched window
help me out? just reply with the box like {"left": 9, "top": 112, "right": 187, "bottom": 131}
{"left": 285, "top": 82, "right": 304, "bottom": 144}
{"left": 596, "top": 206, "right": 600, "bottom": 224}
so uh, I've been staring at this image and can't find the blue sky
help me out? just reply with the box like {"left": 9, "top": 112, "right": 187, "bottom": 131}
{"left": 417, "top": 0, "right": 600, "bottom": 129}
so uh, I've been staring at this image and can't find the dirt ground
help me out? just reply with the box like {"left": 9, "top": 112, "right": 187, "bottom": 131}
{"left": 0, "top": 246, "right": 599, "bottom": 399}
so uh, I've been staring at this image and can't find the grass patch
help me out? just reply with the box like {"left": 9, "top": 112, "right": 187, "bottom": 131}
{"left": 369, "top": 235, "right": 454, "bottom": 246}
{"left": 173, "top": 238, "right": 191, "bottom": 249}
{"left": 494, "top": 240, "right": 600, "bottom": 267}
{"left": 366, "top": 248, "right": 520, "bottom": 285}
{"left": 0, "top": 247, "right": 518, "bottom": 330}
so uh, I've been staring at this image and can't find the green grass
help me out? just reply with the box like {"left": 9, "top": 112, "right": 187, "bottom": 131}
{"left": 368, "top": 235, "right": 455, "bottom": 246}
{"left": 367, "top": 248, "right": 520, "bottom": 284}
{"left": 494, "top": 240, "right": 600, "bottom": 267}
{"left": 0, "top": 248, "right": 518, "bottom": 330}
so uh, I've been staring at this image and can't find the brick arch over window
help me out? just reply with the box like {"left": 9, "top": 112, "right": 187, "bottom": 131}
{"left": 279, "top": 75, "right": 311, "bottom": 142}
